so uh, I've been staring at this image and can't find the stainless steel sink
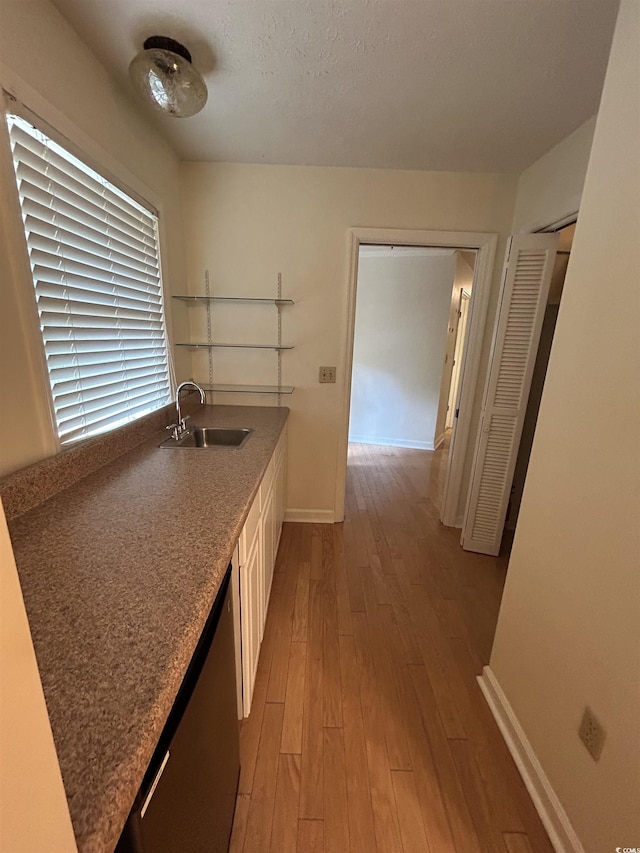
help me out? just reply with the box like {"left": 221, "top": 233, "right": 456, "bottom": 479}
{"left": 160, "top": 426, "right": 253, "bottom": 449}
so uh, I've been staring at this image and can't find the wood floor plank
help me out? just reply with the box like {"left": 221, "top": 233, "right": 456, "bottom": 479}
{"left": 238, "top": 656, "right": 269, "bottom": 794}
{"left": 257, "top": 572, "right": 286, "bottom": 688}
{"left": 333, "top": 523, "right": 354, "bottom": 637}
{"left": 301, "top": 519, "right": 314, "bottom": 557}
{"left": 384, "top": 571, "right": 423, "bottom": 665}
{"left": 280, "top": 640, "right": 307, "bottom": 754}
{"left": 359, "top": 510, "right": 377, "bottom": 557}
{"left": 399, "top": 577, "right": 467, "bottom": 740}
{"left": 363, "top": 600, "right": 413, "bottom": 772}
{"left": 445, "top": 636, "right": 554, "bottom": 849}
{"left": 297, "top": 819, "right": 324, "bottom": 852}
{"left": 321, "top": 525, "right": 343, "bottom": 728}
{"left": 266, "top": 567, "right": 298, "bottom": 703}
{"left": 292, "top": 561, "right": 311, "bottom": 643}
{"left": 436, "top": 596, "right": 467, "bottom": 639}
{"left": 352, "top": 510, "right": 371, "bottom": 569}
{"left": 323, "top": 727, "right": 350, "bottom": 852}
{"left": 391, "top": 770, "right": 432, "bottom": 853}
{"left": 343, "top": 518, "right": 366, "bottom": 612}
{"left": 298, "top": 579, "right": 324, "bottom": 819}
{"left": 449, "top": 737, "right": 508, "bottom": 853}
{"left": 369, "top": 511, "right": 397, "bottom": 574}
{"left": 369, "top": 551, "right": 391, "bottom": 605}
{"left": 369, "top": 601, "right": 413, "bottom": 772}
{"left": 408, "top": 665, "right": 484, "bottom": 853}
{"left": 310, "top": 525, "right": 323, "bottom": 579}
{"left": 269, "top": 753, "right": 301, "bottom": 853}
{"left": 504, "top": 832, "right": 535, "bottom": 853}
{"left": 274, "top": 521, "right": 293, "bottom": 575}
{"left": 228, "top": 793, "right": 251, "bottom": 853}
{"left": 394, "top": 663, "right": 458, "bottom": 852}
{"left": 446, "top": 636, "right": 529, "bottom": 835}
{"left": 339, "top": 633, "right": 377, "bottom": 852}
{"left": 242, "top": 702, "right": 284, "bottom": 853}
{"left": 352, "top": 611, "right": 404, "bottom": 851}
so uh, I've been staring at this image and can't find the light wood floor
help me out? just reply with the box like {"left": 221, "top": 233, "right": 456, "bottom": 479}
{"left": 230, "top": 442, "right": 553, "bottom": 853}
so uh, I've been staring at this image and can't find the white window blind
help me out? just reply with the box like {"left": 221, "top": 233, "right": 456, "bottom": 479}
{"left": 7, "top": 114, "right": 171, "bottom": 445}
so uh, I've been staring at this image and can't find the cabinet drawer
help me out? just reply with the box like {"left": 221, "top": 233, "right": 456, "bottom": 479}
{"left": 260, "top": 426, "right": 286, "bottom": 507}
{"left": 275, "top": 424, "right": 287, "bottom": 468}
{"left": 239, "top": 491, "right": 261, "bottom": 564}
{"left": 260, "top": 451, "right": 275, "bottom": 504}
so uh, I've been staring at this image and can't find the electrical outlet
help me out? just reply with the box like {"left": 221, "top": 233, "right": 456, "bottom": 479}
{"left": 319, "top": 366, "right": 336, "bottom": 383}
{"left": 578, "top": 706, "right": 606, "bottom": 761}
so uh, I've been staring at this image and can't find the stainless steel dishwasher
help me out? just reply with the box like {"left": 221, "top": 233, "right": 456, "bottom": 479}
{"left": 116, "top": 565, "right": 240, "bottom": 853}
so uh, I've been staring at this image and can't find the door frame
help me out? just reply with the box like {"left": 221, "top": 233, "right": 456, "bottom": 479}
{"left": 334, "top": 227, "right": 498, "bottom": 525}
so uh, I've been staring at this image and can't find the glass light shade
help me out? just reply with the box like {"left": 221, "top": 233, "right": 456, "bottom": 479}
{"left": 129, "top": 44, "right": 207, "bottom": 118}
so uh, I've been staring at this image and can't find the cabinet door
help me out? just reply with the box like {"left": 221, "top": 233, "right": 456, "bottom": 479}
{"left": 262, "top": 486, "right": 276, "bottom": 626}
{"left": 240, "top": 525, "right": 262, "bottom": 717}
{"left": 231, "top": 547, "right": 243, "bottom": 720}
{"left": 462, "top": 233, "right": 558, "bottom": 555}
{"left": 274, "top": 450, "right": 286, "bottom": 552}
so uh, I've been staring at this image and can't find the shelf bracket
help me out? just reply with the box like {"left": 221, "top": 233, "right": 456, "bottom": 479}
{"left": 205, "top": 270, "right": 214, "bottom": 398}
{"left": 277, "top": 272, "right": 282, "bottom": 408}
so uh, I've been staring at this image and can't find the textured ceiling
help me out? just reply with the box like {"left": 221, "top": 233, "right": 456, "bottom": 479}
{"left": 49, "top": 0, "right": 619, "bottom": 172}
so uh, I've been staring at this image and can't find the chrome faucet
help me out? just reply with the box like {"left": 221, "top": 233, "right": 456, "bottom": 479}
{"left": 166, "top": 381, "right": 206, "bottom": 441}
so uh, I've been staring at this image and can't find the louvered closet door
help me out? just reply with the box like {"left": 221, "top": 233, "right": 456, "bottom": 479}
{"left": 462, "top": 233, "right": 558, "bottom": 556}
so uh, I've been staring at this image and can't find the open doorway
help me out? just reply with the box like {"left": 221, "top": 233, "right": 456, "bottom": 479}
{"left": 336, "top": 227, "right": 497, "bottom": 527}
{"left": 348, "top": 245, "right": 459, "bottom": 452}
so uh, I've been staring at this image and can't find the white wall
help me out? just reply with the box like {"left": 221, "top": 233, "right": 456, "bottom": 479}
{"left": 0, "top": 499, "right": 77, "bottom": 852}
{"left": 511, "top": 115, "right": 596, "bottom": 232}
{"left": 349, "top": 251, "right": 455, "bottom": 450}
{"left": 0, "top": 0, "right": 190, "bottom": 477}
{"left": 180, "top": 163, "right": 517, "bottom": 518}
{"left": 489, "top": 1, "right": 640, "bottom": 850}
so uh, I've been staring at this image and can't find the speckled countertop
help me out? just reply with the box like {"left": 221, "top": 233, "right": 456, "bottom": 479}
{"left": 6, "top": 405, "right": 288, "bottom": 853}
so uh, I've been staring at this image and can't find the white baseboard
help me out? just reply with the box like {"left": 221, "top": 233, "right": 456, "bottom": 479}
{"left": 477, "top": 667, "right": 584, "bottom": 853}
{"left": 284, "top": 509, "right": 335, "bottom": 524}
{"left": 348, "top": 435, "right": 434, "bottom": 451}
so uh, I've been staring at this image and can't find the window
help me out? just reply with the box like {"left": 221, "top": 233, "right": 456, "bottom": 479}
{"left": 7, "top": 113, "right": 172, "bottom": 445}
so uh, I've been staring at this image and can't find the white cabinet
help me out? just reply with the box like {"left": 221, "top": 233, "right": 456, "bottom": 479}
{"left": 274, "top": 431, "right": 287, "bottom": 549}
{"left": 235, "top": 425, "right": 287, "bottom": 717}
{"left": 240, "top": 520, "right": 262, "bottom": 714}
{"left": 262, "top": 486, "right": 275, "bottom": 631}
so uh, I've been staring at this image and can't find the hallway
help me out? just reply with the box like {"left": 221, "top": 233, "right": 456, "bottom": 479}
{"left": 230, "top": 443, "right": 553, "bottom": 852}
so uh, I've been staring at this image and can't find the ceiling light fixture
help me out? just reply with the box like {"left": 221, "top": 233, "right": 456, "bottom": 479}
{"left": 129, "top": 36, "right": 207, "bottom": 118}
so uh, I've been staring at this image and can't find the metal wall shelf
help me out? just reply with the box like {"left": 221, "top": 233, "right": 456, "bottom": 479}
{"left": 176, "top": 274, "right": 294, "bottom": 404}
{"left": 174, "top": 295, "right": 294, "bottom": 306}
{"left": 176, "top": 342, "right": 293, "bottom": 350}
{"left": 201, "top": 384, "right": 295, "bottom": 395}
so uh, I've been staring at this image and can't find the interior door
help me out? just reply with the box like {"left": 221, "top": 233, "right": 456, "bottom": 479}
{"left": 461, "top": 233, "right": 558, "bottom": 556}
{"left": 446, "top": 290, "right": 471, "bottom": 430}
